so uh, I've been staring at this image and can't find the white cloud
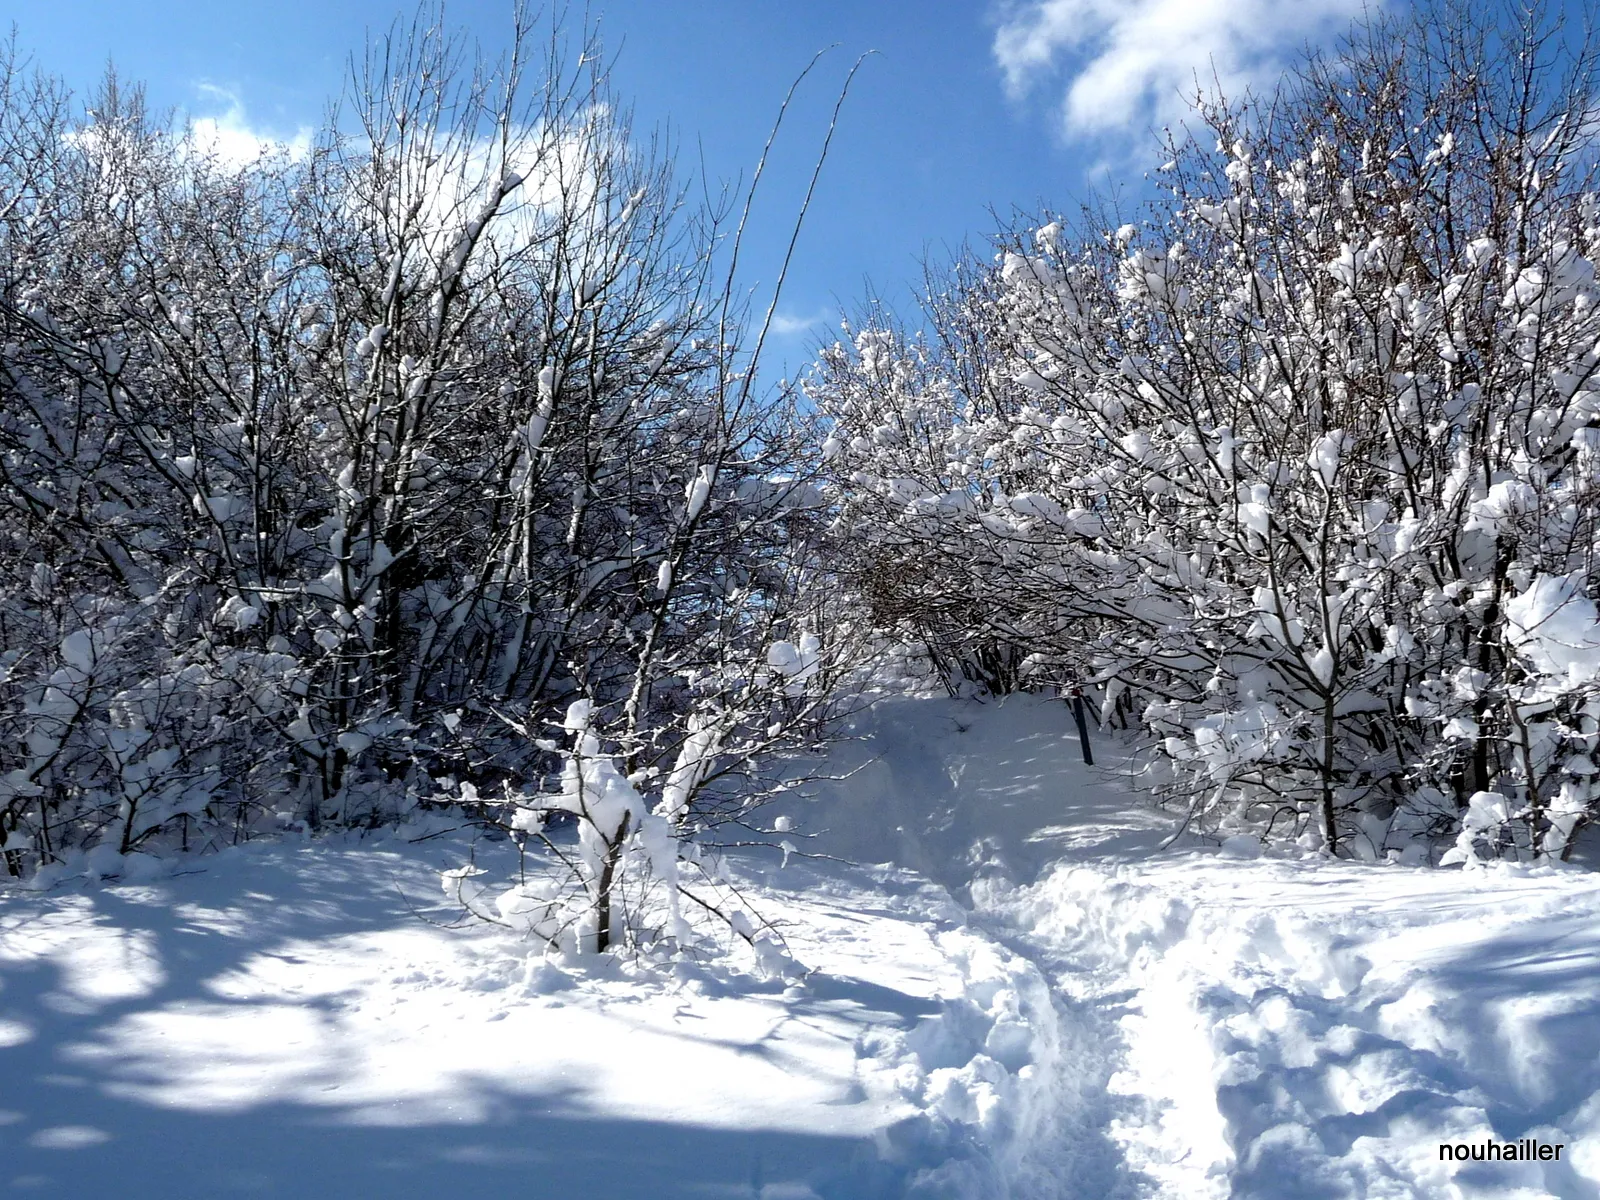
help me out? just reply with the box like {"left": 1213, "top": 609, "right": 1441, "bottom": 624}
{"left": 768, "top": 307, "right": 834, "bottom": 338}
{"left": 993, "top": 0, "right": 1379, "bottom": 137}
{"left": 188, "top": 85, "right": 313, "bottom": 165}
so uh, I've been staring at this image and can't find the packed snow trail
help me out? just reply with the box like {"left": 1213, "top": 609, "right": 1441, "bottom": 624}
{"left": 795, "top": 695, "right": 1600, "bottom": 1199}
{"left": 3, "top": 694, "right": 1600, "bottom": 1198}
{"left": 779, "top": 695, "right": 1183, "bottom": 1198}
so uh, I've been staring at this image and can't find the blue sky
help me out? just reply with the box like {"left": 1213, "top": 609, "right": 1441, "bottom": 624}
{"left": 8, "top": 0, "right": 1398, "bottom": 376}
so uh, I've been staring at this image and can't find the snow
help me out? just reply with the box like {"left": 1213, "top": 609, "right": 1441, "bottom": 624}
{"left": 786, "top": 696, "right": 1600, "bottom": 1198}
{"left": 1504, "top": 574, "right": 1600, "bottom": 690}
{"left": 4, "top": 694, "right": 1599, "bottom": 1198}
{"left": 1307, "top": 430, "right": 1348, "bottom": 487}
{"left": 768, "top": 635, "right": 822, "bottom": 692}
{"left": 0, "top": 836, "right": 1038, "bottom": 1198}
{"left": 685, "top": 464, "right": 715, "bottom": 521}
{"left": 985, "top": 854, "right": 1600, "bottom": 1198}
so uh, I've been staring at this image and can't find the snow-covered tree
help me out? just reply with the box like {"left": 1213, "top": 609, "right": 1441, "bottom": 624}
{"left": 0, "top": 8, "right": 853, "bottom": 902}
{"left": 814, "top": 2, "right": 1600, "bottom": 860}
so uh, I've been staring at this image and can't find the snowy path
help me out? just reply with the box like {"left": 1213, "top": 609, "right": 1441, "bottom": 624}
{"left": 3, "top": 695, "right": 1600, "bottom": 1198}
{"left": 793, "top": 695, "right": 1600, "bottom": 1199}
{"left": 976, "top": 854, "right": 1600, "bottom": 1199}
{"left": 782, "top": 695, "right": 1181, "bottom": 1198}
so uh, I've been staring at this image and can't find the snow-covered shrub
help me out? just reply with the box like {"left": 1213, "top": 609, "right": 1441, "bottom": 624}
{"left": 453, "top": 669, "right": 842, "bottom": 959}
{"left": 813, "top": 3, "right": 1600, "bottom": 859}
{"left": 0, "top": 14, "right": 852, "bottom": 886}
{"left": 808, "top": 303, "right": 1053, "bottom": 697}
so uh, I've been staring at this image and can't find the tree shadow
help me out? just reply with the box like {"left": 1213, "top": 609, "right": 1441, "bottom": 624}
{"left": 0, "top": 842, "right": 921, "bottom": 1200}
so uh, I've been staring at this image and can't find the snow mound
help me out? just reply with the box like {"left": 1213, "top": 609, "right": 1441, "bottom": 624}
{"left": 980, "top": 855, "right": 1600, "bottom": 1199}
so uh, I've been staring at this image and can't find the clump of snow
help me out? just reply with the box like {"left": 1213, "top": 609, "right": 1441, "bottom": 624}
{"left": 684, "top": 464, "right": 714, "bottom": 520}
{"left": 1503, "top": 573, "right": 1600, "bottom": 689}
{"left": 767, "top": 634, "right": 821, "bottom": 693}
{"left": 1218, "top": 833, "right": 1261, "bottom": 859}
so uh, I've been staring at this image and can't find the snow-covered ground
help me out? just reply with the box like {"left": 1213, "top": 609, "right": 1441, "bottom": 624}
{"left": 3, "top": 695, "right": 1599, "bottom": 1198}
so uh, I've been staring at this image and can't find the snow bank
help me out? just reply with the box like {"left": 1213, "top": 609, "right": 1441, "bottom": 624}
{"left": 979, "top": 855, "right": 1600, "bottom": 1199}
